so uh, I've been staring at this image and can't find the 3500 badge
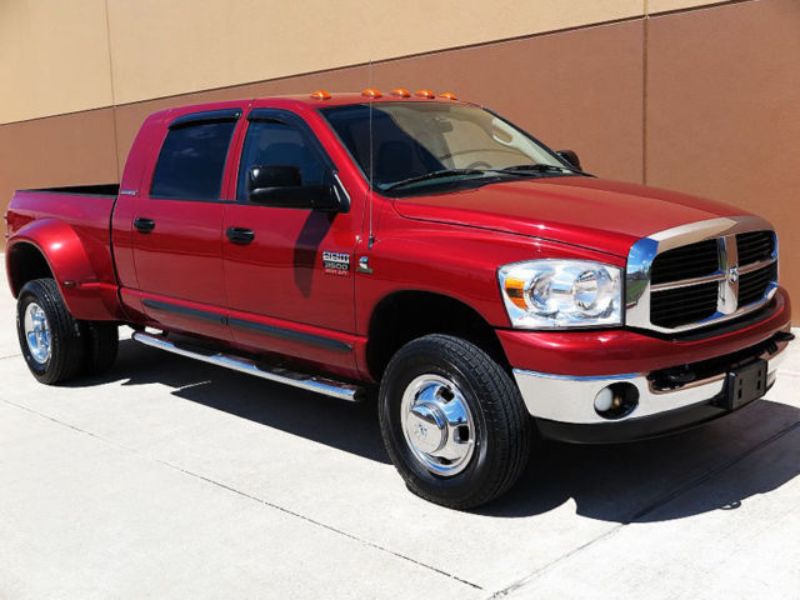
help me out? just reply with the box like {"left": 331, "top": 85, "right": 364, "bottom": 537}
{"left": 322, "top": 251, "right": 350, "bottom": 276}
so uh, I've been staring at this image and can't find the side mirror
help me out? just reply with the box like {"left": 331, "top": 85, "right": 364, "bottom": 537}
{"left": 248, "top": 165, "right": 339, "bottom": 211}
{"left": 557, "top": 149, "right": 582, "bottom": 170}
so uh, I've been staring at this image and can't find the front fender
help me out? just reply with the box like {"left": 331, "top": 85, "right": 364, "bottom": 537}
{"left": 7, "top": 219, "right": 122, "bottom": 321}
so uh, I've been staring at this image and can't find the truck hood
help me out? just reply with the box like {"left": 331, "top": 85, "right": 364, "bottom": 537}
{"left": 391, "top": 176, "right": 746, "bottom": 258}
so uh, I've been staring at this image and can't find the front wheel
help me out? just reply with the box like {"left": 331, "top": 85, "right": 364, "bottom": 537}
{"left": 379, "top": 334, "right": 531, "bottom": 509}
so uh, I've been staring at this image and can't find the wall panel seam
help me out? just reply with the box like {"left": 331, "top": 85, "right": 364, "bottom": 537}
{"left": 103, "top": 0, "right": 121, "bottom": 181}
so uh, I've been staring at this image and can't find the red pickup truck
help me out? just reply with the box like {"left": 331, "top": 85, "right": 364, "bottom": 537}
{"left": 4, "top": 90, "right": 793, "bottom": 508}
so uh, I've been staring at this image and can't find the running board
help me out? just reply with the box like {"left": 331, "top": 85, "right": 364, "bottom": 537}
{"left": 132, "top": 332, "right": 363, "bottom": 402}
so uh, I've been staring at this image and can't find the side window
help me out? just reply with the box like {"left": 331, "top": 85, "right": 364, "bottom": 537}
{"left": 237, "top": 120, "right": 328, "bottom": 202}
{"left": 151, "top": 120, "right": 237, "bottom": 200}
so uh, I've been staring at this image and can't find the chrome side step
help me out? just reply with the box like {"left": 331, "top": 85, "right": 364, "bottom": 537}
{"left": 132, "top": 332, "right": 363, "bottom": 402}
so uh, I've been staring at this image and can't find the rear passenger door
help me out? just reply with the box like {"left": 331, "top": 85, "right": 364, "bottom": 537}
{"left": 131, "top": 108, "right": 241, "bottom": 340}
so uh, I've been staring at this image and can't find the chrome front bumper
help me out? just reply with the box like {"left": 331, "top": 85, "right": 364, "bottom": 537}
{"left": 513, "top": 337, "right": 790, "bottom": 426}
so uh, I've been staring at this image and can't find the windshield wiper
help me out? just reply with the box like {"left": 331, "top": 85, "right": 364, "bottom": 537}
{"left": 501, "top": 163, "right": 587, "bottom": 176}
{"left": 382, "top": 168, "right": 489, "bottom": 191}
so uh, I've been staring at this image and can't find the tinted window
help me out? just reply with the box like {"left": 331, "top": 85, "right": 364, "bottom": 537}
{"left": 322, "top": 103, "right": 567, "bottom": 191}
{"left": 238, "top": 120, "right": 328, "bottom": 202}
{"left": 151, "top": 120, "right": 236, "bottom": 200}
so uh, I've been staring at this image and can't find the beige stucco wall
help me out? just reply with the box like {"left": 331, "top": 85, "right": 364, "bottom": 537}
{"left": 0, "top": 0, "right": 114, "bottom": 124}
{"left": 105, "top": 0, "right": 645, "bottom": 106}
{"left": 0, "top": 0, "right": 732, "bottom": 125}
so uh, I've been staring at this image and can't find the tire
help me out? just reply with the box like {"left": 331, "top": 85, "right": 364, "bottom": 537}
{"left": 16, "top": 278, "right": 86, "bottom": 385}
{"left": 379, "top": 334, "right": 531, "bottom": 509}
{"left": 82, "top": 321, "right": 119, "bottom": 376}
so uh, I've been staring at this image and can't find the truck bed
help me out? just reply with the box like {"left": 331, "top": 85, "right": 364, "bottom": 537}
{"left": 4, "top": 184, "right": 122, "bottom": 320}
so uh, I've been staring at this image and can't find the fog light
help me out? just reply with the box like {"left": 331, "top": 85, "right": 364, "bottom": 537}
{"left": 594, "top": 383, "right": 639, "bottom": 419}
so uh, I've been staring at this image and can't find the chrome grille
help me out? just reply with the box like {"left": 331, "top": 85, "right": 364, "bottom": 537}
{"left": 626, "top": 217, "right": 779, "bottom": 334}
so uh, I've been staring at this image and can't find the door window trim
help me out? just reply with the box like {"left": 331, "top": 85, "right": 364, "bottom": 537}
{"left": 236, "top": 108, "right": 338, "bottom": 205}
{"left": 147, "top": 109, "right": 242, "bottom": 202}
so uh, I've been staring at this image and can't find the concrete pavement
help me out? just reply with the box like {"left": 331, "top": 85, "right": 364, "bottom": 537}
{"left": 1, "top": 269, "right": 798, "bottom": 599}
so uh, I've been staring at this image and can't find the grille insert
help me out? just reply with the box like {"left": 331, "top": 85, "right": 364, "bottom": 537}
{"left": 739, "top": 263, "right": 777, "bottom": 306}
{"left": 651, "top": 282, "right": 719, "bottom": 328}
{"left": 737, "top": 231, "right": 775, "bottom": 266}
{"left": 650, "top": 239, "right": 719, "bottom": 285}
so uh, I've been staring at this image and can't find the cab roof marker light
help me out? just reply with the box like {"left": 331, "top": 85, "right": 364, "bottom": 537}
{"left": 415, "top": 89, "right": 435, "bottom": 99}
{"left": 361, "top": 88, "right": 382, "bottom": 99}
{"left": 391, "top": 88, "right": 411, "bottom": 98}
{"left": 439, "top": 92, "right": 458, "bottom": 101}
{"left": 310, "top": 89, "right": 332, "bottom": 100}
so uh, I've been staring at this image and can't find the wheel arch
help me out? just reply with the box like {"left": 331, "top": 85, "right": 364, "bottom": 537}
{"left": 6, "top": 219, "right": 121, "bottom": 321}
{"left": 365, "top": 289, "right": 510, "bottom": 381}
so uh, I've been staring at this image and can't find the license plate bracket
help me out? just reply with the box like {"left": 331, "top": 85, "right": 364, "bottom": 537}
{"left": 723, "top": 359, "right": 768, "bottom": 411}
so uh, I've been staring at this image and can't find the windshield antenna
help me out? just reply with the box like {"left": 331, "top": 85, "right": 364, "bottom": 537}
{"left": 367, "top": 59, "right": 375, "bottom": 249}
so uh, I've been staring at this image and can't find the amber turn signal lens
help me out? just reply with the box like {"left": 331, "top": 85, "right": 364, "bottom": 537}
{"left": 504, "top": 277, "right": 528, "bottom": 309}
{"left": 414, "top": 89, "right": 435, "bottom": 99}
{"left": 310, "top": 89, "right": 331, "bottom": 100}
{"left": 438, "top": 91, "right": 458, "bottom": 101}
{"left": 391, "top": 87, "right": 411, "bottom": 98}
{"left": 361, "top": 87, "right": 383, "bottom": 99}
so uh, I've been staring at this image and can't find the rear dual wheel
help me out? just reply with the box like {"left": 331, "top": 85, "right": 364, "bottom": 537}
{"left": 16, "top": 278, "right": 118, "bottom": 385}
{"left": 379, "top": 334, "right": 532, "bottom": 510}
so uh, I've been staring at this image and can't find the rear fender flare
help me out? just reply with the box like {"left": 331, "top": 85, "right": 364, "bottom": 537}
{"left": 6, "top": 219, "right": 121, "bottom": 321}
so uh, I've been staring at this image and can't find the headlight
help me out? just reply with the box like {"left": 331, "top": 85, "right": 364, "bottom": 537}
{"left": 498, "top": 260, "right": 623, "bottom": 329}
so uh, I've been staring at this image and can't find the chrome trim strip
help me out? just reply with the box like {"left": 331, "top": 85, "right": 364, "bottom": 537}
{"left": 738, "top": 256, "right": 778, "bottom": 275}
{"left": 332, "top": 172, "right": 351, "bottom": 211}
{"left": 513, "top": 338, "right": 788, "bottom": 424}
{"left": 650, "top": 271, "right": 726, "bottom": 292}
{"left": 718, "top": 234, "right": 738, "bottom": 315}
{"left": 626, "top": 215, "right": 777, "bottom": 333}
{"left": 132, "top": 332, "right": 362, "bottom": 402}
{"left": 514, "top": 370, "right": 639, "bottom": 382}
{"left": 649, "top": 256, "right": 777, "bottom": 293}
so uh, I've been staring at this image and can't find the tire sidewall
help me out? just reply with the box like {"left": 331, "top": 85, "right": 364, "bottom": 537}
{"left": 17, "top": 288, "right": 52, "bottom": 378}
{"left": 16, "top": 279, "right": 84, "bottom": 385}
{"left": 380, "top": 340, "right": 497, "bottom": 499}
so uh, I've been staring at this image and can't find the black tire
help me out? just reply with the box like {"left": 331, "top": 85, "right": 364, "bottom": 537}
{"left": 82, "top": 321, "right": 119, "bottom": 376}
{"left": 379, "top": 334, "right": 531, "bottom": 509}
{"left": 16, "top": 278, "right": 86, "bottom": 385}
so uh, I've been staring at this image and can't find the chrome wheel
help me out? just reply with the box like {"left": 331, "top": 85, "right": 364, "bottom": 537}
{"left": 24, "top": 302, "right": 51, "bottom": 364}
{"left": 400, "top": 374, "right": 475, "bottom": 477}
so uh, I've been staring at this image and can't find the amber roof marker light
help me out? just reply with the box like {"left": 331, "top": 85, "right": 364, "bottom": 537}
{"left": 439, "top": 91, "right": 458, "bottom": 101}
{"left": 361, "top": 88, "right": 383, "bottom": 99}
{"left": 310, "top": 89, "right": 332, "bottom": 100}
{"left": 390, "top": 88, "right": 411, "bottom": 98}
{"left": 414, "top": 89, "right": 435, "bottom": 99}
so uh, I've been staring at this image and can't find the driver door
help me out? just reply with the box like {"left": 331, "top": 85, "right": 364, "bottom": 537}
{"left": 222, "top": 109, "right": 358, "bottom": 372}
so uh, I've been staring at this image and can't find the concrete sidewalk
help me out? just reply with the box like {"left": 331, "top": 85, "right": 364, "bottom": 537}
{"left": 1, "top": 273, "right": 798, "bottom": 599}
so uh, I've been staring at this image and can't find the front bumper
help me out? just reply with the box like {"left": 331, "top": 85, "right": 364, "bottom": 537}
{"left": 514, "top": 333, "right": 789, "bottom": 442}
{"left": 500, "top": 289, "right": 792, "bottom": 443}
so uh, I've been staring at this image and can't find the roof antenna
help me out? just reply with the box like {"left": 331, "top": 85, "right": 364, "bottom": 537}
{"left": 367, "top": 59, "right": 375, "bottom": 249}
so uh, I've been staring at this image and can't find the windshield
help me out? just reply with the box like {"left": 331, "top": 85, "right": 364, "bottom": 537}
{"left": 321, "top": 102, "right": 573, "bottom": 194}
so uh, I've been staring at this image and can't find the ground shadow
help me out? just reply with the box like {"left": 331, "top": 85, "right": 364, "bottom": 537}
{"left": 72, "top": 338, "right": 800, "bottom": 523}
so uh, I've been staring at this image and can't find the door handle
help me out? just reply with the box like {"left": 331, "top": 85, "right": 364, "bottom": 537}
{"left": 226, "top": 227, "right": 255, "bottom": 245}
{"left": 133, "top": 217, "right": 156, "bottom": 233}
